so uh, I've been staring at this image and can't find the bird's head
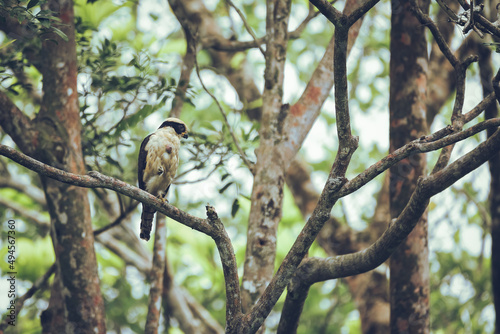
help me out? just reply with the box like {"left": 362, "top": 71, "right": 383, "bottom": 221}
{"left": 159, "top": 118, "right": 189, "bottom": 139}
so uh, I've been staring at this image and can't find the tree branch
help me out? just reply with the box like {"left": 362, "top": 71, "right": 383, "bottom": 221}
{"left": 309, "top": 0, "right": 343, "bottom": 25}
{"left": 345, "top": 0, "right": 380, "bottom": 27}
{"left": 206, "top": 206, "right": 243, "bottom": 331}
{"left": 225, "top": 0, "right": 265, "bottom": 55}
{"left": 338, "top": 118, "right": 500, "bottom": 197}
{"left": 170, "top": 30, "right": 198, "bottom": 119}
{"left": 0, "top": 264, "right": 56, "bottom": 332}
{"left": 92, "top": 203, "right": 138, "bottom": 236}
{"left": 0, "top": 143, "right": 240, "bottom": 331}
{"left": 194, "top": 54, "right": 254, "bottom": 171}
{"left": 276, "top": 128, "right": 500, "bottom": 320}
{"left": 0, "top": 144, "right": 215, "bottom": 233}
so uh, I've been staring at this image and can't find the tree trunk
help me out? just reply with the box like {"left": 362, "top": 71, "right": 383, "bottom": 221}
{"left": 477, "top": 39, "right": 500, "bottom": 334}
{"left": 389, "top": 0, "right": 430, "bottom": 332}
{"left": 241, "top": 0, "right": 292, "bottom": 314}
{"left": 36, "top": 0, "right": 106, "bottom": 332}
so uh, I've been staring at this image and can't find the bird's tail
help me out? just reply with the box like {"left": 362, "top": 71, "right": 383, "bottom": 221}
{"left": 140, "top": 204, "right": 156, "bottom": 241}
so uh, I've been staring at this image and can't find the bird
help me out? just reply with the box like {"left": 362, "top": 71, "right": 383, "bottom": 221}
{"left": 138, "top": 118, "right": 188, "bottom": 241}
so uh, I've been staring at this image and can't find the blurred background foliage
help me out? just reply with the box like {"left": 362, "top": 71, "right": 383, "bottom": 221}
{"left": 0, "top": 0, "right": 496, "bottom": 332}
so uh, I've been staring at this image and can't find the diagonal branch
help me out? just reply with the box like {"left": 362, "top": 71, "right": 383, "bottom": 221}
{"left": 0, "top": 144, "right": 241, "bottom": 320}
{"left": 345, "top": 0, "right": 381, "bottom": 27}
{"left": 225, "top": 0, "right": 265, "bottom": 56}
{"left": 309, "top": 0, "right": 343, "bottom": 25}
{"left": 277, "top": 127, "right": 500, "bottom": 318}
{"left": 339, "top": 118, "right": 500, "bottom": 197}
{"left": 0, "top": 144, "right": 214, "bottom": 234}
{"left": 194, "top": 54, "right": 254, "bottom": 171}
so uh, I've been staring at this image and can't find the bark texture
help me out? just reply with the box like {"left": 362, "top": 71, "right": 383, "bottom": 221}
{"left": 31, "top": 0, "right": 105, "bottom": 332}
{"left": 477, "top": 38, "right": 500, "bottom": 334}
{"left": 145, "top": 215, "right": 167, "bottom": 334}
{"left": 241, "top": 0, "right": 292, "bottom": 313}
{"left": 389, "top": 0, "right": 430, "bottom": 332}
{"left": 287, "top": 159, "right": 390, "bottom": 333}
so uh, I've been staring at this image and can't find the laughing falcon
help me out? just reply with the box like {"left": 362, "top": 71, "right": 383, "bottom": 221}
{"left": 138, "top": 118, "right": 188, "bottom": 241}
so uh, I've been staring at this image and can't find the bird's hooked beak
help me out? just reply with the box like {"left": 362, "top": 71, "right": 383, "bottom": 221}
{"left": 183, "top": 133, "right": 188, "bottom": 139}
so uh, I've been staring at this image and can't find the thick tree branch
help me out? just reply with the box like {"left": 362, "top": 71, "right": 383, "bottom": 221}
{"left": 309, "top": 0, "right": 343, "bottom": 25}
{"left": 339, "top": 118, "right": 500, "bottom": 197}
{"left": 0, "top": 143, "right": 239, "bottom": 330}
{"left": 0, "top": 145, "right": 240, "bottom": 261}
{"left": 0, "top": 145, "right": 213, "bottom": 232}
{"left": 345, "top": 0, "right": 380, "bottom": 27}
{"left": 276, "top": 128, "right": 500, "bottom": 316}
{"left": 206, "top": 206, "right": 243, "bottom": 331}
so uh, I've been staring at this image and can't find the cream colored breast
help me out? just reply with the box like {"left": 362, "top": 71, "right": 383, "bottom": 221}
{"left": 143, "top": 128, "right": 181, "bottom": 196}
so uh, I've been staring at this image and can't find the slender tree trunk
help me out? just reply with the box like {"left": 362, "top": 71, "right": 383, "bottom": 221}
{"left": 476, "top": 40, "right": 500, "bottom": 334}
{"left": 36, "top": 0, "right": 106, "bottom": 332}
{"left": 489, "top": 123, "right": 500, "bottom": 334}
{"left": 241, "top": 0, "right": 292, "bottom": 314}
{"left": 389, "top": 0, "right": 430, "bottom": 332}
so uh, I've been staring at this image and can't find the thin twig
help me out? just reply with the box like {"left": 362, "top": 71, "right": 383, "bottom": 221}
{"left": 226, "top": 0, "right": 265, "bottom": 56}
{"left": 0, "top": 264, "right": 56, "bottom": 332}
{"left": 93, "top": 203, "right": 138, "bottom": 236}
{"left": 193, "top": 54, "right": 254, "bottom": 172}
{"left": 289, "top": 3, "right": 323, "bottom": 39}
{"left": 174, "top": 162, "right": 221, "bottom": 185}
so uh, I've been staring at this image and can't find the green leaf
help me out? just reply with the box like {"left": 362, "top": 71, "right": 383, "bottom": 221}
{"left": 52, "top": 27, "right": 69, "bottom": 41}
{"left": 219, "top": 182, "right": 233, "bottom": 194}
{"left": 27, "top": 0, "right": 40, "bottom": 9}
{"left": 0, "top": 39, "right": 17, "bottom": 50}
{"left": 231, "top": 199, "right": 239, "bottom": 218}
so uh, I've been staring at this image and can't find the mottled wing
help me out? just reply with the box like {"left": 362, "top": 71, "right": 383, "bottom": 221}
{"left": 138, "top": 134, "right": 151, "bottom": 190}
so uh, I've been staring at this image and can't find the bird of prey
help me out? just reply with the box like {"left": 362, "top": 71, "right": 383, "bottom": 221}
{"left": 138, "top": 118, "right": 188, "bottom": 241}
